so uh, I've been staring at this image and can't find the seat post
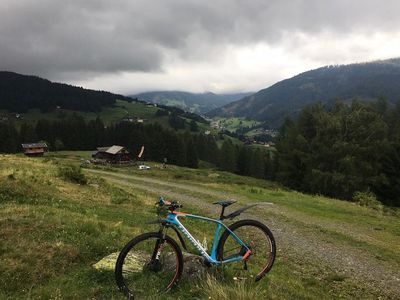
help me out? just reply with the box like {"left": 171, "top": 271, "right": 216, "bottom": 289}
{"left": 219, "top": 206, "right": 226, "bottom": 220}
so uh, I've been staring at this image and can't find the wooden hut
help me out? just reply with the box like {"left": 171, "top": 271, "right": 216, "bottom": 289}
{"left": 21, "top": 143, "right": 48, "bottom": 157}
{"left": 91, "top": 145, "right": 131, "bottom": 163}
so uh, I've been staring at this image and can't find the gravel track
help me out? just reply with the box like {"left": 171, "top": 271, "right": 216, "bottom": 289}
{"left": 87, "top": 169, "right": 400, "bottom": 299}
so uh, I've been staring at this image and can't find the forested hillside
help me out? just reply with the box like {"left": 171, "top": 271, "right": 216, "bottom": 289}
{"left": 208, "top": 58, "right": 400, "bottom": 127}
{"left": 275, "top": 98, "right": 400, "bottom": 207}
{"left": 0, "top": 72, "right": 213, "bottom": 133}
{"left": 0, "top": 71, "right": 134, "bottom": 112}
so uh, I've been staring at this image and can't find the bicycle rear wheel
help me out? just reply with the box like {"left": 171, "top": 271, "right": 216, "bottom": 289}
{"left": 115, "top": 232, "right": 183, "bottom": 298}
{"left": 217, "top": 219, "right": 276, "bottom": 281}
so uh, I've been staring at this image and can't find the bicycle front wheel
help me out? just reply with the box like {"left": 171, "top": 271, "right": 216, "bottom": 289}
{"left": 115, "top": 232, "right": 183, "bottom": 298}
{"left": 217, "top": 219, "right": 276, "bottom": 281}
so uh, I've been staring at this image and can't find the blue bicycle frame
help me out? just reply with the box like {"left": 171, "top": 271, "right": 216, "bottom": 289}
{"left": 165, "top": 212, "right": 250, "bottom": 265}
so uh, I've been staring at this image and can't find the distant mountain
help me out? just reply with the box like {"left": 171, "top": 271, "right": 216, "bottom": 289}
{"left": 0, "top": 71, "right": 211, "bottom": 130}
{"left": 133, "top": 91, "right": 252, "bottom": 114}
{"left": 0, "top": 71, "right": 134, "bottom": 113}
{"left": 207, "top": 58, "right": 400, "bottom": 127}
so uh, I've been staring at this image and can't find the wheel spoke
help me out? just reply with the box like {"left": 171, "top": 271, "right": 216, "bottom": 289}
{"left": 223, "top": 245, "right": 242, "bottom": 255}
{"left": 115, "top": 233, "right": 183, "bottom": 298}
{"left": 218, "top": 221, "right": 276, "bottom": 281}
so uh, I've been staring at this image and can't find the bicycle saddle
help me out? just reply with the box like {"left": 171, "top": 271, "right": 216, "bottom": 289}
{"left": 213, "top": 200, "right": 236, "bottom": 207}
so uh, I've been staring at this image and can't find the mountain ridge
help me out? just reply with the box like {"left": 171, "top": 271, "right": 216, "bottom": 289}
{"left": 0, "top": 71, "right": 135, "bottom": 113}
{"left": 207, "top": 58, "right": 400, "bottom": 127}
{"left": 0, "top": 71, "right": 209, "bottom": 129}
{"left": 133, "top": 90, "right": 252, "bottom": 114}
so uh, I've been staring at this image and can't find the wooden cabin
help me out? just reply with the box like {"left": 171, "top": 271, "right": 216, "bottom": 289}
{"left": 21, "top": 143, "right": 48, "bottom": 157}
{"left": 91, "top": 145, "right": 131, "bottom": 163}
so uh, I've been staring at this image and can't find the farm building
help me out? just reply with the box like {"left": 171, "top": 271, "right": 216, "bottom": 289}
{"left": 121, "top": 116, "right": 136, "bottom": 123}
{"left": 91, "top": 145, "right": 131, "bottom": 163}
{"left": 21, "top": 143, "right": 48, "bottom": 157}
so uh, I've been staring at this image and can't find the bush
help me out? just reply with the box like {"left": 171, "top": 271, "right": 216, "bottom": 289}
{"left": 109, "top": 186, "right": 136, "bottom": 204}
{"left": 58, "top": 164, "right": 87, "bottom": 185}
{"left": 352, "top": 191, "right": 383, "bottom": 210}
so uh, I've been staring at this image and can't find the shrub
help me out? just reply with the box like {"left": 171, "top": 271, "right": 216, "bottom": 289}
{"left": 7, "top": 172, "right": 16, "bottom": 180}
{"left": 58, "top": 164, "right": 87, "bottom": 185}
{"left": 352, "top": 191, "right": 383, "bottom": 210}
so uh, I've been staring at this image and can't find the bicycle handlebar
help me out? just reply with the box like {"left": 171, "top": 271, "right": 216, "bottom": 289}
{"left": 158, "top": 197, "right": 182, "bottom": 210}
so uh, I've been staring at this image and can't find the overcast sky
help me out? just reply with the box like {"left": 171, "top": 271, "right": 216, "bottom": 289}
{"left": 1, "top": 0, "right": 400, "bottom": 95}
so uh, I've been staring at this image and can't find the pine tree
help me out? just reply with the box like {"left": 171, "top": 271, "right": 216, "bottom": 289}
{"left": 185, "top": 138, "right": 198, "bottom": 168}
{"left": 219, "top": 139, "right": 237, "bottom": 172}
{"left": 0, "top": 123, "right": 19, "bottom": 153}
{"left": 189, "top": 120, "right": 198, "bottom": 132}
{"left": 204, "top": 135, "right": 220, "bottom": 166}
{"left": 250, "top": 149, "right": 265, "bottom": 178}
{"left": 19, "top": 123, "right": 37, "bottom": 144}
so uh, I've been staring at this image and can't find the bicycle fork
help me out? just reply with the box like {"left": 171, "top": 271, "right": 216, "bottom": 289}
{"left": 148, "top": 226, "right": 168, "bottom": 272}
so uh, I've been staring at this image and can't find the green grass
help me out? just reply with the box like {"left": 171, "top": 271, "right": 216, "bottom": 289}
{"left": 14, "top": 100, "right": 159, "bottom": 126}
{"left": 215, "top": 117, "right": 260, "bottom": 133}
{"left": 245, "top": 127, "right": 265, "bottom": 137}
{"left": 45, "top": 150, "right": 92, "bottom": 159}
{"left": 98, "top": 100, "right": 159, "bottom": 123}
{"left": 1, "top": 154, "right": 399, "bottom": 299}
{"left": 11, "top": 99, "right": 213, "bottom": 135}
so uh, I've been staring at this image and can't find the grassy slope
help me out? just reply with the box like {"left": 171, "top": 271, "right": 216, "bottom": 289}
{"left": 11, "top": 100, "right": 214, "bottom": 135}
{"left": 14, "top": 100, "right": 159, "bottom": 125}
{"left": 1, "top": 153, "right": 399, "bottom": 299}
{"left": 215, "top": 117, "right": 261, "bottom": 133}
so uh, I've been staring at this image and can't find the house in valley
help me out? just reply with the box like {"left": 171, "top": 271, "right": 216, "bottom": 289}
{"left": 21, "top": 143, "right": 48, "bottom": 157}
{"left": 91, "top": 145, "right": 131, "bottom": 163}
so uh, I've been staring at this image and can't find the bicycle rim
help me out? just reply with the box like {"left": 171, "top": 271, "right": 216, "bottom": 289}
{"left": 219, "top": 221, "right": 275, "bottom": 281}
{"left": 116, "top": 233, "right": 182, "bottom": 297}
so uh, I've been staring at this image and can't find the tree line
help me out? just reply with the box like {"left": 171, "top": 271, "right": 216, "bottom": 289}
{"left": 2, "top": 97, "right": 398, "bottom": 207}
{"left": 0, "top": 71, "right": 134, "bottom": 113}
{"left": 0, "top": 115, "right": 270, "bottom": 176}
{"left": 275, "top": 98, "right": 400, "bottom": 207}
{"left": 0, "top": 116, "right": 196, "bottom": 167}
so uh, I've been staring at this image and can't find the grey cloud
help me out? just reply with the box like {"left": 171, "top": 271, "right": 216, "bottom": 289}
{"left": 0, "top": 0, "right": 399, "bottom": 80}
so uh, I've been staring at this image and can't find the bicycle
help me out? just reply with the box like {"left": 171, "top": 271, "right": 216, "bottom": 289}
{"left": 115, "top": 197, "right": 276, "bottom": 298}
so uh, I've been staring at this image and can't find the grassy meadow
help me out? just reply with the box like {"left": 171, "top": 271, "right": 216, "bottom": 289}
{"left": 13, "top": 100, "right": 159, "bottom": 126}
{"left": 1, "top": 153, "right": 399, "bottom": 299}
{"left": 7, "top": 100, "right": 213, "bottom": 135}
{"left": 215, "top": 117, "right": 261, "bottom": 133}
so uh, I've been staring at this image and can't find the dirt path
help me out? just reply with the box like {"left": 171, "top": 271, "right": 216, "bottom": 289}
{"left": 87, "top": 169, "right": 400, "bottom": 299}
{"left": 88, "top": 169, "right": 243, "bottom": 201}
{"left": 88, "top": 170, "right": 400, "bottom": 250}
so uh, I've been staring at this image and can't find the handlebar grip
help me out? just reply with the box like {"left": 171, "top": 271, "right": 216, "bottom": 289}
{"left": 157, "top": 197, "right": 182, "bottom": 209}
